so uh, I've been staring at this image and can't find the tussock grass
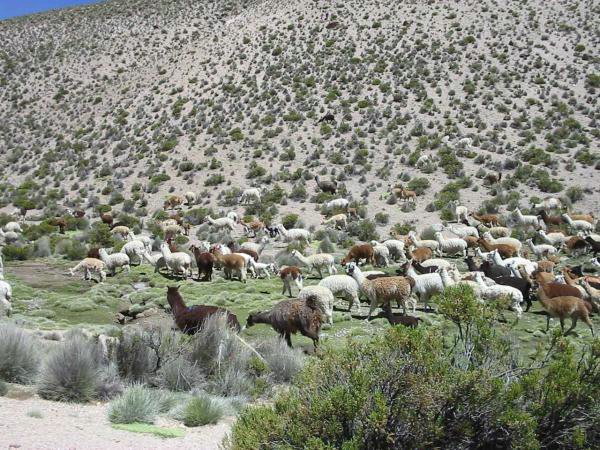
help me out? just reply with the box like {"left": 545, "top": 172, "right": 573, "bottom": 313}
{"left": 0, "top": 324, "right": 40, "bottom": 384}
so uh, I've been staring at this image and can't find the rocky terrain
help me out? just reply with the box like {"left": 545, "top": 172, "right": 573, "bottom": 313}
{"left": 0, "top": 0, "right": 598, "bottom": 230}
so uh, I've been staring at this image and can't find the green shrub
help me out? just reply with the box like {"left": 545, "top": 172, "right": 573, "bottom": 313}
{"left": 407, "top": 177, "right": 430, "bottom": 195}
{"left": 227, "top": 307, "right": 600, "bottom": 449}
{"left": 346, "top": 219, "right": 379, "bottom": 242}
{"left": 374, "top": 212, "right": 389, "bottom": 225}
{"left": 281, "top": 214, "right": 299, "bottom": 229}
{"left": 38, "top": 335, "right": 102, "bottom": 402}
{"left": 565, "top": 186, "right": 584, "bottom": 203}
{"left": 108, "top": 384, "right": 159, "bottom": 424}
{"left": 205, "top": 174, "right": 225, "bottom": 186}
{"left": 183, "top": 393, "right": 224, "bottom": 427}
{"left": 1, "top": 244, "right": 32, "bottom": 261}
{"left": 0, "top": 324, "right": 40, "bottom": 384}
{"left": 88, "top": 222, "right": 115, "bottom": 247}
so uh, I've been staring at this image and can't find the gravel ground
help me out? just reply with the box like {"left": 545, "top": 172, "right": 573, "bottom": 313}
{"left": 0, "top": 395, "right": 233, "bottom": 450}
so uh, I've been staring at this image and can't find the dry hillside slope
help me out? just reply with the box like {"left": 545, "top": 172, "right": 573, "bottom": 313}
{"left": 0, "top": 0, "right": 598, "bottom": 228}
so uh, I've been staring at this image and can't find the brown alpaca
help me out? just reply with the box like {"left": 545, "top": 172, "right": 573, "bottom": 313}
{"left": 570, "top": 213, "right": 595, "bottom": 224}
{"left": 407, "top": 247, "right": 433, "bottom": 263}
{"left": 470, "top": 212, "right": 500, "bottom": 227}
{"left": 100, "top": 213, "right": 113, "bottom": 226}
{"left": 383, "top": 308, "right": 422, "bottom": 328}
{"left": 163, "top": 195, "right": 184, "bottom": 210}
{"left": 237, "top": 248, "right": 259, "bottom": 262}
{"left": 87, "top": 247, "right": 101, "bottom": 260}
{"left": 279, "top": 266, "right": 303, "bottom": 297}
{"left": 48, "top": 217, "right": 68, "bottom": 234}
{"left": 537, "top": 285, "right": 594, "bottom": 336}
{"left": 340, "top": 244, "right": 375, "bottom": 266}
{"left": 211, "top": 249, "right": 247, "bottom": 282}
{"left": 536, "top": 259, "right": 556, "bottom": 273}
{"left": 565, "top": 236, "right": 588, "bottom": 255}
{"left": 189, "top": 245, "right": 215, "bottom": 281}
{"left": 246, "top": 296, "right": 322, "bottom": 349}
{"left": 166, "top": 286, "right": 240, "bottom": 334}
{"left": 241, "top": 219, "right": 265, "bottom": 237}
{"left": 538, "top": 210, "right": 564, "bottom": 226}
{"left": 477, "top": 237, "right": 516, "bottom": 258}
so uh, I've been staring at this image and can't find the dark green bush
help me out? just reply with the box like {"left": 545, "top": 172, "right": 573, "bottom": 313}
{"left": 281, "top": 214, "right": 299, "bottom": 229}
{"left": 1, "top": 244, "right": 32, "bottom": 261}
{"left": 227, "top": 289, "right": 600, "bottom": 449}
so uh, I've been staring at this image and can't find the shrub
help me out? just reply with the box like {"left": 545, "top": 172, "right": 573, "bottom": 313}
{"left": 374, "top": 212, "right": 389, "bottom": 225}
{"left": 258, "top": 337, "right": 305, "bottom": 382}
{"left": 565, "top": 186, "right": 584, "bottom": 203}
{"left": 108, "top": 384, "right": 159, "bottom": 424}
{"left": 183, "top": 393, "right": 224, "bottom": 427}
{"left": 319, "top": 236, "right": 335, "bottom": 253}
{"left": 87, "top": 222, "right": 114, "bottom": 247}
{"left": 281, "top": 214, "right": 299, "bottom": 229}
{"left": 407, "top": 177, "right": 430, "bottom": 195}
{"left": 33, "top": 236, "right": 52, "bottom": 257}
{"left": 55, "top": 238, "right": 87, "bottom": 260}
{"left": 116, "top": 328, "right": 156, "bottom": 383}
{"left": 38, "top": 335, "right": 102, "bottom": 402}
{"left": 1, "top": 244, "right": 32, "bottom": 261}
{"left": 0, "top": 324, "right": 39, "bottom": 384}
{"left": 155, "top": 355, "right": 205, "bottom": 392}
{"left": 346, "top": 219, "right": 379, "bottom": 242}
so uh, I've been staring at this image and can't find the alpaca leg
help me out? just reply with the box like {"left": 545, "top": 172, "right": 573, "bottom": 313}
{"left": 559, "top": 318, "right": 565, "bottom": 334}
{"left": 284, "top": 332, "right": 293, "bottom": 348}
{"left": 281, "top": 283, "right": 287, "bottom": 296}
{"left": 545, "top": 315, "right": 551, "bottom": 332}
{"left": 565, "top": 317, "right": 578, "bottom": 335}
{"left": 125, "top": 264, "right": 130, "bottom": 274}
{"left": 584, "top": 316, "right": 594, "bottom": 336}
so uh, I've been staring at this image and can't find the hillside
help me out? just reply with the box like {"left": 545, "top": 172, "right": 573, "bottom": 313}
{"left": 0, "top": 0, "right": 598, "bottom": 229}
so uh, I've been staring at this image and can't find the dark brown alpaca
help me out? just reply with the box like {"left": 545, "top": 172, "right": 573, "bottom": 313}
{"left": 537, "top": 209, "right": 564, "bottom": 226}
{"left": 340, "top": 244, "right": 375, "bottom": 266}
{"left": 246, "top": 296, "right": 322, "bottom": 349}
{"left": 383, "top": 307, "right": 422, "bottom": 328}
{"left": 166, "top": 286, "right": 240, "bottom": 334}
{"left": 87, "top": 247, "right": 101, "bottom": 259}
{"left": 48, "top": 217, "right": 67, "bottom": 234}
{"left": 189, "top": 245, "right": 215, "bottom": 281}
{"left": 100, "top": 213, "right": 113, "bottom": 226}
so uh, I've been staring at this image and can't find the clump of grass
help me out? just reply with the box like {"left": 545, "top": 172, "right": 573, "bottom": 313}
{"left": 27, "top": 409, "right": 43, "bottom": 419}
{"left": 259, "top": 337, "right": 306, "bottom": 382}
{"left": 0, "top": 324, "right": 40, "bottom": 384}
{"left": 182, "top": 393, "right": 224, "bottom": 427}
{"left": 155, "top": 355, "right": 205, "bottom": 392}
{"left": 108, "top": 384, "right": 159, "bottom": 424}
{"left": 37, "top": 335, "right": 102, "bottom": 403}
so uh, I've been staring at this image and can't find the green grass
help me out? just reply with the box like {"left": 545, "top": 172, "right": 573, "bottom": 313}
{"left": 111, "top": 423, "right": 185, "bottom": 438}
{"left": 4, "top": 245, "right": 598, "bottom": 356}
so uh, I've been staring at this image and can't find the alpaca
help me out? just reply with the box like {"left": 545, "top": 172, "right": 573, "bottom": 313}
{"left": 189, "top": 245, "right": 215, "bottom": 281}
{"left": 205, "top": 215, "right": 236, "bottom": 232}
{"left": 98, "top": 248, "right": 130, "bottom": 276}
{"left": 340, "top": 244, "right": 375, "bottom": 266}
{"left": 69, "top": 258, "right": 107, "bottom": 282}
{"left": 160, "top": 242, "right": 193, "bottom": 278}
{"left": 314, "top": 175, "right": 337, "bottom": 195}
{"left": 537, "top": 285, "right": 593, "bottom": 336}
{"left": 279, "top": 266, "right": 304, "bottom": 297}
{"left": 290, "top": 249, "right": 337, "bottom": 278}
{"left": 246, "top": 296, "right": 323, "bottom": 349}
{"left": 166, "top": 286, "right": 240, "bottom": 334}
{"left": 240, "top": 188, "right": 261, "bottom": 204}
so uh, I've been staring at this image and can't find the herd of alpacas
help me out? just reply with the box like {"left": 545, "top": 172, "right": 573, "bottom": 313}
{"left": 1, "top": 189, "right": 600, "bottom": 350}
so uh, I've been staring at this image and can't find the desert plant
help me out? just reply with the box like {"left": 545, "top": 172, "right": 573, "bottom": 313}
{"left": 0, "top": 324, "right": 39, "bottom": 384}
{"left": 108, "top": 384, "right": 160, "bottom": 424}
{"left": 183, "top": 393, "right": 225, "bottom": 427}
{"left": 38, "top": 335, "right": 102, "bottom": 402}
{"left": 258, "top": 337, "right": 305, "bottom": 382}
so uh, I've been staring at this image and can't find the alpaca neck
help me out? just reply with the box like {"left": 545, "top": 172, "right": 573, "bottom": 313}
{"left": 406, "top": 265, "right": 418, "bottom": 278}
{"left": 440, "top": 269, "right": 453, "bottom": 287}
{"left": 168, "top": 293, "right": 187, "bottom": 315}
{"left": 294, "top": 252, "right": 309, "bottom": 266}
{"left": 161, "top": 245, "right": 172, "bottom": 257}
{"left": 480, "top": 239, "right": 492, "bottom": 251}
{"left": 252, "top": 311, "right": 272, "bottom": 325}
{"left": 351, "top": 268, "right": 366, "bottom": 285}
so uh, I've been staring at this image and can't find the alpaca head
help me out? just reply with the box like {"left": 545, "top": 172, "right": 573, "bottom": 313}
{"left": 246, "top": 312, "right": 259, "bottom": 328}
{"left": 345, "top": 261, "right": 358, "bottom": 276}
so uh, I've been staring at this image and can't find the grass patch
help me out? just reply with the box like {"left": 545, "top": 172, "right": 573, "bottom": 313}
{"left": 183, "top": 393, "right": 224, "bottom": 427}
{"left": 112, "top": 423, "right": 185, "bottom": 438}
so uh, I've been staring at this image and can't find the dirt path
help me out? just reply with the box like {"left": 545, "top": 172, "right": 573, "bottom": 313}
{"left": 7, "top": 260, "right": 84, "bottom": 292}
{"left": 0, "top": 395, "right": 233, "bottom": 450}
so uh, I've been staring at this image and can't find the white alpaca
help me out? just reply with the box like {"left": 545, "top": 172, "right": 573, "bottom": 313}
{"left": 324, "top": 198, "right": 349, "bottom": 211}
{"left": 562, "top": 214, "right": 593, "bottom": 234}
{"left": 290, "top": 249, "right": 336, "bottom": 278}
{"left": 318, "top": 275, "right": 360, "bottom": 311}
{"left": 99, "top": 248, "right": 131, "bottom": 276}
{"left": 404, "top": 261, "right": 443, "bottom": 310}
{"left": 512, "top": 208, "right": 540, "bottom": 230}
{"left": 525, "top": 239, "right": 557, "bottom": 259}
{"left": 474, "top": 272, "right": 523, "bottom": 317}
{"left": 298, "top": 285, "right": 335, "bottom": 325}
{"left": 487, "top": 250, "right": 537, "bottom": 277}
{"left": 0, "top": 279, "right": 12, "bottom": 317}
{"left": 450, "top": 200, "right": 468, "bottom": 222}
{"left": 373, "top": 240, "right": 406, "bottom": 261}
{"left": 141, "top": 250, "right": 163, "bottom": 266}
{"left": 434, "top": 232, "right": 467, "bottom": 257}
{"left": 370, "top": 242, "right": 391, "bottom": 267}
{"left": 482, "top": 232, "right": 522, "bottom": 255}
{"left": 226, "top": 211, "right": 239, "bottom": 223}
{"left": 537, "top": 230, "right": 567, "bottom": 247}
{"left": 127, "top": 231, "right": 152, "bottom": 251}
{"left": 321, "top": 213, "right": 347, "bottom": 229}
{"left": 457, "top": 137, "right": 473, "bottom": 149}
{"left": 253, "top": 262, "right": 277, "bottom": 279}
{"left": 444, "top": 224, "right": 479, "bottom": 238}
{"left": 533, "top": 197, "right": 562, "bottom": 210}
{"left": 240, "top": 236, "right": 268, "bottom": 254}
{"left": 407, "top": 231, "right": 439, "bottom": 253}
{"left": 240, "top": 188, "right": 261, "bottom": 204}
{"left": 276, "top": 224, "right": 311, "bottom": 244}
{"left": 184, "top": 191, "right": 197, "bottom": 205}
{"left": 437, "top": 266, "right": 481, "bottom": 297}
{"left": 122, "top": 239, "right": 147, "bottom": 265}
{"left": 160, "top": 243, "right": 192, "bottom": 278}
{"left": 69, "top": 258, "right": 107, "bottom": 282}
{"left": 205, "top": 216, "right": 236, "bottom": 232}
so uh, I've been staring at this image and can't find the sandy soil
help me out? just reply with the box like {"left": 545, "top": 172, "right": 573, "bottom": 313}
{"left": 0, "top": 394, "right": 233, "bottom": 450}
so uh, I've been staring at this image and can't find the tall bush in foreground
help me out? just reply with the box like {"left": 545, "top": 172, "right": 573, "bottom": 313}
{"left": 226, "top": 290, "right": 600, "bottom": 449}
{"left": 0, "top": 324, "right": 40, "bottom": 383}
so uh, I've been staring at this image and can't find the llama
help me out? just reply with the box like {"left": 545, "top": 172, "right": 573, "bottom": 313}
{"left": 212, "top": 249, "right": 247, "bottom": 283}
{"left": 402, "top": 260, "right": 443, "bottom": 311}
{"left": 184, "top": 191, "right": 197, "bottom": 206}
{"left": 276, "top": 224, "right": 311, "bottom": 245}
{"left": 163, "top": 195, "right": 184, "bottom": 210}
{"left": 321, "top": 213, "right": 347, "bottom": 229}
{"left": 324, "top": 198, "right": 349, "bottom": 211}
{"left": 290, "top": 249, "right": 337, "bottom": 278}
{"left": 537, "top": 285, "right": 594, "bottom": 336}
{"left": 474, "top": 272, "right": 523, "bottom": 316}
{"left": 205, "top": 215, "right": 236, "bottom": 232}
{"left": 189, "top": 245, "right": 215, "bottom": 281}
{"left": 69, "top": 258, "right": 107, "bottom": 282}
{"left": 160, "top": 242, "right": 193, "bottom": 278}
{"left": 98, "top": 248, "right": 130, "bottom": 276}
{"left": 340, "top": 244, "right": 375, "bottom": 266}
{"left": 240, "top": 188, "right": 261, "bottom": 204}
{"left": 246, "top": 297, "right": 323, "bottom": 349}
{"left": 279, "top": 266, "right": 304, "bottom": 297}
{"left": 346, "top": 262, "right": 415, "bottom": 319}
{"left": 314, "top": 176, "right": 337, "bottom": 195}
{"left": 166, "top": 286, "right": 240, "bottom": 334}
